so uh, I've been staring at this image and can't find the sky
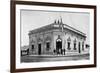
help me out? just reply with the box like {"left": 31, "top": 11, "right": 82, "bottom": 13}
{"left": 21, "top": 10, "right": 90, "bottom": 46}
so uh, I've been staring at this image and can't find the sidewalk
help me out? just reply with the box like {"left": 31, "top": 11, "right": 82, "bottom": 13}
{"left": 21, "top": 53, "right": 90, "bottom": 62}
{"left": 29, "top": 53, "right": 89, "bottom": 57}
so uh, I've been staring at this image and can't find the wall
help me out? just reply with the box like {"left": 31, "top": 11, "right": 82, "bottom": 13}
{"left": 0, "top": 0, "right": 100, "bottom": 73}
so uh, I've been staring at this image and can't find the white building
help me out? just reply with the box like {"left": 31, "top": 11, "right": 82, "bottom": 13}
{"left": 28, "top": 18, "right": 89, "bottom": 55}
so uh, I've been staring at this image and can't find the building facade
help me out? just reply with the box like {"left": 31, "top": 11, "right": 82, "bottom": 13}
{"left": 28, "top": 18, "right": 89, "bottom": 55}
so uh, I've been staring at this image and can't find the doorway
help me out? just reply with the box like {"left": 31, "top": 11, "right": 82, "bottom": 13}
{"left": 56, "top": 39, "right": 62, "bottom": 54}
{"left": 38, "top": 44, "right": 41, "bottom": 55}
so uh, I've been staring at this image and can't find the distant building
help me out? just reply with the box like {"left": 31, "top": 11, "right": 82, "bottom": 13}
{"left": 28, "top": 18, "right": 89, "bottom": 55}
{"left": 21, "top": 45, "right": 29, "bottom": 56}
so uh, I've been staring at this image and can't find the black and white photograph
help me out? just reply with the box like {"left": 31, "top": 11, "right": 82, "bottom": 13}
{"left": 11, "top": 1, "right": 96, "bottom": 72}
{"left": 20, "top": 10, "right": 90, "bottom": 63}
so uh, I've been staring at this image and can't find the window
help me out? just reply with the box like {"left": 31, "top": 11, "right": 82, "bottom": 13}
{"left": 47, "top": 42, "right": 50, "bottom": 48}
{"left": 46, "top": 42, "right": 50, "bottom": 51}
{"left": 67, "top": 37, "right": 71, "bottom": 50}
{"left": 82, "top": 42, "right": 84, "bottom": 50}
{"left": 32, "top": 45, "right": 34, "bottom": 50}
{"left": 31, "top": 45, "right": 34, "bottom": 52}
{"left": 78, "top": 42, "right": 81, "bottom": 53}
{"left": 73, "top": 39, "right": 77, "bottom": 50}
{"left": 74, "top": 43, "right": 76, "bottom": 50}
{"left": 67, "top": 42, "right": 71, "bottom": 50}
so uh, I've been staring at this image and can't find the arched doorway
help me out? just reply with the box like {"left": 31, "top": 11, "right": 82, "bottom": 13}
{"left": 56, "top": 39, "right": 62, "bottom": 49}
{"left": 56, "top": 35, "right": 62, "bottom": 54}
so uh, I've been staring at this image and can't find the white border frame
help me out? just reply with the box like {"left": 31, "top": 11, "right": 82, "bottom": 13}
{"left": 16, "top": 4, "right": 94, "bottom": 69}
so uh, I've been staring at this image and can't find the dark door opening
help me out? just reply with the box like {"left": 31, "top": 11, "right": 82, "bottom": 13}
{"left": 78, "top": 42, "right": 81, "bottom": 53}
{"left": 38, "top": 44, "right": 41, "bottom": 55}
{"left": 56, "top": 41, "right": 62, "bottom": 49}
{"left": 56, "top": 39, "right": 62, "bottom": 54}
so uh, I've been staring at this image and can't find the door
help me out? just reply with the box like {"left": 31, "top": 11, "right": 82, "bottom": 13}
{"left": 56, "top": 41, "right": 62, "bottom": 49}
{"left": 38, "top": 44, "right": 41, "bottom": 55}
{"left": 56, "top": 39, "right": 62, "bottom": 54}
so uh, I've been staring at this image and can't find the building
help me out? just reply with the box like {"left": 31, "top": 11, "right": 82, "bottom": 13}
{"left": 28, "top": 18, "right": 89, "bottom": 55}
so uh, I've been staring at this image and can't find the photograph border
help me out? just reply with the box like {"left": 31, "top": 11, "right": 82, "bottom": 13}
{"left": 10, "top": 0, "right": 97, "bottom": 73}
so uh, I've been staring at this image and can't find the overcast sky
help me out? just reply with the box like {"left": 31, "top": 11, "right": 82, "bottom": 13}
{"left": 21, "top": 10, "right": 90, "bottom": 46}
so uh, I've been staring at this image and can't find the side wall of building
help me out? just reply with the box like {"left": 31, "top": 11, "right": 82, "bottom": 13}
{"left": 29, "top": 30, "right": 54, "bottom": 55}
{"left": 29, "top": 28, "right": 89, "bottom": 55}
